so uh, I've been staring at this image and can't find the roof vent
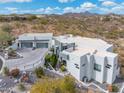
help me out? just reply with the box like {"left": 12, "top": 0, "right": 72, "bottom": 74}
{"left": 93, "top": 50, "right": 97, "bottom": 54}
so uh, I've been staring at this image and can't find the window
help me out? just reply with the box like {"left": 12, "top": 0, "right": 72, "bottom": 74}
{"left": 62, "top": 46, "right": 68, "bottom": 50}
{"left": 67, "top": 55, "right": 69, "bottom": 60}
{"left": 106, "top": 64, "right": 112, "bottom": 69}
{"left": 82, "top": 64, "right": 86, "bottom": 67}
{"left": 94, "top": 63, "right": 101, "bottom": 72}
{"left": 74, "top": 64, "right": 79, "bottom": 69}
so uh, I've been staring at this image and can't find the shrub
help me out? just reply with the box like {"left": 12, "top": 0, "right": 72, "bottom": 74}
{"left": 60, "top": 65, "right": 66, "bottom": 72}
{"left": 31, "top": 76, "right": 76, "bottom": 93}
{"left": 45, "top": 54, "right": 58, "bottom": 68}
{"left": 62, "top": 76, "right": 76, "bottom": 93}
{"left": 1, "top": 24, "right": 12, "bottom": 33}
{"left": 27, "top": 15, "right": 37, "bottom": 21}
{"left": 103, "top": 16, "right": 111, "bottom": 21}
{"left": 3, "top": 67, "right": 9, "bottom": 76}
{"left": 10, "top": 68, "right": 20, "bottom": 78}
{"left": 35, "top": 67, "right": 44, "bottom": 78}
{"left": 0, "top": 30, "right": 13, "bottom": 48}
{"left": 8, "top": 48, "right": 17, "bottom": 57}
{"left": 18, "top": 83, "right": 25, "bottom": 91}
{"left": 112, "top": 85, "right": 119, "bottom": 92}
{"left": 40, "top": 18, "right": 49, "bottom": 25}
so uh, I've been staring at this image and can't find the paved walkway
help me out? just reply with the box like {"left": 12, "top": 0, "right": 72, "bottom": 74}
{"left": 5, "top": 48, "right": 48, "bottom": 71}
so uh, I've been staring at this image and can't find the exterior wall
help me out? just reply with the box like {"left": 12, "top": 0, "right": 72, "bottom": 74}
{"left": 18, "top": 40, "right": 51, "bottom": 49}
{"left": 105, "top": 56, "right": 118, "bottom": 84}
{"left": 54, "top": 40, "right": 62, "bottom": 55}
{"left": 92, "top": 55, "right": 105, "bottom": 84}
{"left": 54, "top": 39, "right": 75, "bottom": 55}
{"left": 80, "top": 55, "right": 88, "bottom": 81}
{"left": 66, "top": 54, "right": 81, "bottom": 81}
{"left": 86, "top": 54, "right": 94, "bottom": 81}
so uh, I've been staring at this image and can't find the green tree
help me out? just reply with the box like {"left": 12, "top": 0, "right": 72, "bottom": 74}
{"left": 45, "top": 54, "right": 58, "bottom": 68}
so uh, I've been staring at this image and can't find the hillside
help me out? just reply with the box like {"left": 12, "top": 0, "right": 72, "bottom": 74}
{"left": 0, "top": 14, "right": 124, "bottom": 75}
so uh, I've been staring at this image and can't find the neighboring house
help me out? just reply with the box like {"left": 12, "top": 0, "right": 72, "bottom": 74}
{"left": 12, "top": 33, "right": 53, "bottom": 49}
{"left": 54, "top": 34, "right": 120, "bottom": 84}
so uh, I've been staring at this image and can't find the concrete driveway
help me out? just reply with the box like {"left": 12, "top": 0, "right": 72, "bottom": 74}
{"left": 5, "top": 48, "right": 48, "bottom": 71}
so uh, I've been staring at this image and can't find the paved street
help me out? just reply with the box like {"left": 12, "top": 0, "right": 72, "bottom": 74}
{"left": 5, "top": 48, "right": 48, "bottom": 71}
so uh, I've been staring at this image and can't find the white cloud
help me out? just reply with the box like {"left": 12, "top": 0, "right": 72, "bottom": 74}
{"left": 63, "top": 7, "right": 75, "bottom": 13}
{"left": 111, "top": 6, "right": 124, "bottom": 13}
{"left": 81, "top": 2, "right": 96, "bottom": 8}
{"left": 63, "top": 2, "right": 97, "bottom": 13}
{"left": 17, "top": 7, "right": 61, "bottom": 14}
{"left": 102, "top": 1, "right": 117, "bottom": 7}
{"left": 58, "top": 0, "right": 75, "bottom": 3}
{"left": 0, "top": 0, "right": 32, "bottom": 3}
{"left": 5, "top": 7, "right": 17, "bottom": 11}
{"left": 5, "top": 7, "right": 18, "bottom": 13}
{"left": 36, "top": 7, "right": 60, "bottom": 14}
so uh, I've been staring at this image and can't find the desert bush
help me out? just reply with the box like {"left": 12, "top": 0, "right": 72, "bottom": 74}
{"left": 8, "top": 48, "right": 17, "bottom": 57}
{"left": 1, "top": 24, "right": 12, "bottom": 33}
{"left": 0, "top": 30, "right": 13, "bottom": 48}
{"left": 31, "top": 76, "right": 76, "bottom": 93}
{"left": 35, "top": 67, "right": 44, "bottom": 78}
{"left": 40, "top": 18, "right": 49, "bottom": 25}
{"left": 103, "top": 16, "right": 111, "bottom": 21}
{"left": 3, "top": 67, "right": 9, "bottom": 76}
{"left": 18, "top": 83, "right": 25, "bottom": 91}
{"left": 27, "top": 15, "right": 37, "bottom": 21}
{"left": 10, "top": 68, "right": 20, "bottom": 78}
{"left": 60, "top": 65, "right": 67, "bottom": 72}
{"left": 112, "top": 85, "right": 119, "bottom": 92}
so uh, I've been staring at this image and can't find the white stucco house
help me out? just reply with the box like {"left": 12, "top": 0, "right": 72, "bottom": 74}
{"left": 53, "top": 35, "right": 120, "bottom": 84}
{"left": 11, "top": 33, "right": 53, "bottom": 49}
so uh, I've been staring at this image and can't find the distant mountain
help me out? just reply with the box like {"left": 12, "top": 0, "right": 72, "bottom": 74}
{"left": 63, "top": 11, "right": 98, "bottom": 17}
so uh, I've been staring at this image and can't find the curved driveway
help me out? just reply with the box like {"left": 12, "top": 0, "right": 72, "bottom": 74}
{"left": 5, "top": 48, "right": 48, "bottom": 71}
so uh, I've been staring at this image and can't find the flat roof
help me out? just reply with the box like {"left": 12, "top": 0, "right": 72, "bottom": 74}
{"left": 54, "top": 34, "right": 112, "bottom": 51}
{"left": 95, "top": 51, "right": 117, "bottom": 57}
{"left": 18, "top": 33, "right": 53, "bottom": 41}
{"left": 74, "top": 36, "right": 112, "bottom": 51}
{"left": 54, "top": 35, "right": 75, "bottom": 44}
{"left": 62, "top": 47, "right": 117, "bottom": 58}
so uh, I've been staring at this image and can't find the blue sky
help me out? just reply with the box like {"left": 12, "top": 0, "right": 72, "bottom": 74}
{"left": 0, "top": 0, "right": 124, "bottom": 14}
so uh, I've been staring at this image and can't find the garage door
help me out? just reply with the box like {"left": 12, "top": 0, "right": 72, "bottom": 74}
{"left": 21, "top": 42, "right": 33, "bottom": 48}
{"left": 36, "top": 43, "right": 48, "bottom": 48}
